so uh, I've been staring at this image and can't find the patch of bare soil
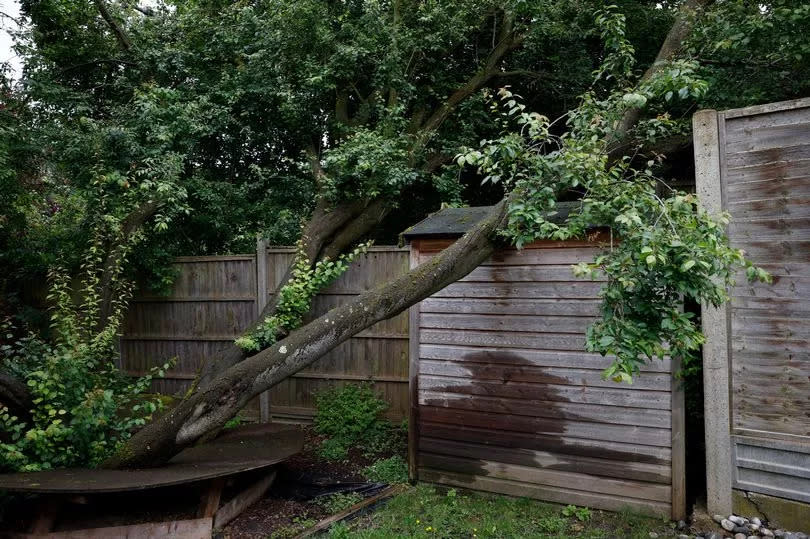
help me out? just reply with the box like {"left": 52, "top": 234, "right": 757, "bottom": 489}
{"left": 218, "top": 425, "right": 400, "bottom": 538}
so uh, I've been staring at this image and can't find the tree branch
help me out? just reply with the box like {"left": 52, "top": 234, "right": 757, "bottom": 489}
{"left": 0, "top": 371, "right": 33, "bottom": 425}
{"left": 411, "top": 12, "right": 523, "bottom": 144}
{"left": 609, "top": 0, "right": 713, "bottom": 151}
{"left": 93, "top": 0, "right": 133, "bottom": 52}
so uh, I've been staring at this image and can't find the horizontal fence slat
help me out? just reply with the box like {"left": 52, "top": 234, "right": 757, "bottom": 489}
{"left": 418, "top": 469, "right": 671, "bottom": 516}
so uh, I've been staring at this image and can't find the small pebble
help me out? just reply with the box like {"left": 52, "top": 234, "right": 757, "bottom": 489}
{"left": 706, "top": 533, "right": 721, "bottom": 539}
{"left": 713, "top": 515, "right": 726, "bottom": 524}
{"left": 751, "top": 518, "right": 762, "bottom": 526}
{"left": 774, "top": 530, "right": 785, "bottom": 538}
{"left": 752, "top": 524, "right": 761, "bottom": 532}
{"left": 734, "top": 534, "right": 746, "bottom": 539}
{"left": 678, "top": 520, "right": 688, "bottom": 530}
{"left": 678, "top": 535, "right": 691, "bottom": 539}
{"left": 748, "top": 536, "right": 759, "bottom": 539}
{"left": 649, "top": 533, "right": 658, "bottom": 538}
{"left": 733, "top": 526, "right": 750, "bottom": 535}
{"left": 761, "top": 529, "right": 774, "bottom": 537}
{"left": 796, "top": 533, "right": 808, "bottom": 539}
{"left": 721, "top": 520, "right": 737, "bottom": 532}
{"left": 729, "top": 516, "right": 747, "bottom": 526}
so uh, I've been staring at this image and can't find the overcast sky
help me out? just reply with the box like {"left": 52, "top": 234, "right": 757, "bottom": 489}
{"left": 0, "top": 0, "right": 22, "bottom": 79}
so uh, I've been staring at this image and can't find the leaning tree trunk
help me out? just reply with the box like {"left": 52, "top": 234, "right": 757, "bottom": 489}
{"left": 195, "top": 197, "right": 389, "bottom": 389}
{"left": 103, "top": 199, "right": 509, "bottom": 468}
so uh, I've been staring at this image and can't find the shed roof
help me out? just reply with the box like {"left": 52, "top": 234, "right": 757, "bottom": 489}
{"left": 401, "top": 201, "right": 582, "bottom": 240}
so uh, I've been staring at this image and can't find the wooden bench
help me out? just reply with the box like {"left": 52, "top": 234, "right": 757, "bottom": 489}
{"left": 0, "top": 424, "right": 304, "bottom": 538}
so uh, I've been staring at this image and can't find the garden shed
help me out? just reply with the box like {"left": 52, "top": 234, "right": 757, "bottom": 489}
{"left": 403, "top": 206, "right": 686, "bottom": 519}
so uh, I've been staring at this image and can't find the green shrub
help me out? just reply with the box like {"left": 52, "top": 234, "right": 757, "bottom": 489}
{"left": 316, "top": 492, "right": 364, "bottom": 513}
{"left": 316, "top": 437, "right": 349, "bottom": 461}
{"left": 314, "top": 383, "right": 388, "bottom": 440}
{"left": 313, "top": 383, "right": 402, "bottom": 460}
{"left": 363, "top": 455, "right": 408, "bottom": 484}
{"left": 0, "top": 237, "right": 170, "bottom": 472}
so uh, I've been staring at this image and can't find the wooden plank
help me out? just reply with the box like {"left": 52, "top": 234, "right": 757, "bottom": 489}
{"left": 420, "top": 297, "right": 602, "bottom": 317}
{"left": 419, "top": 421, "right": 672, "bottom": 464}
{"left": 726, "top": 174, "right": 810, "bottom": 202}
{"left": 418, "top": 390, "right": 671, "bottom": 428}
{"left": 418, "top": 375, "right": 671, "bottom": 409}
{"left": 418, "top": 406, "right": 672, "bottom": 447}
{"left": 729, "top": 217, "right": 810, "bottom": 241}
{"left": 256, "top": 238, "right": 271, "bottom": 422}
{"left": 670, "top": 356, "right": 686, "bottom": 520}
{"left": 418, "top": 359, "right": 671, "bottom": 391}
{"left": 198, "top": 478, "right": 225, "bottom": 518}
{"left": 458, "top": 265, "right": 604, "bottom": 282}
{"left": 728, "top": 195, "right": 810, "bottom": 220}
{"left": 419, "top": 344, "right": 672, "bottom": 373}
{"left": 721, "top": 97, "right": 810, "bottom": 119}
{"left": 419, "top": 453, "right": 672, "bottom": 502}
{"left": 213, "top": 470, "right": 277, "bottom": 529}
{"left": 131, "top": 296, "right": 257, "bottom": 303}
{"left": 731, "top": 315, "right": 810, "bottom": 339}
{"left": 12, "top": 518, "right": 214, "bottom": 539}
{"left": 725, "top": 121, "right": 810, "bottom": 154}
{"left": 729, "top": 240, "right": 810, "bottom": 263}
{"left": 726, "top": 157, "right": 810, "bottom": 183}
{"left": 726, "top": 142, "right": 810, "bottom": 169}
{"left": 420, "top": 313, "right": 598, "bottom": 334}
{"left": 418, "top": 437, "right": 671, "bottom": 483}
{"left": 432, "top": 281, "right": 603, "bottom": 299}
{"left": 295, "top": 485, "right": 404, "bottom": 538}
{"left": 419, "top": 329, "right": 589, "bottom": 352}
{"left": 408, "top": 243, "right": 420, "bottom": 482}
{"left": 289, "top": 372, "right": 408, "bottom": 383}
{"left": 418, "top": 469, "right": 670, "bottom": 516}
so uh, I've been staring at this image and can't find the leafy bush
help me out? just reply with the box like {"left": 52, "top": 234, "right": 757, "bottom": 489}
{"left": 363, "top": 455, "right": 408, "bottom": 484}
{"left": 316, "top": 437, "right": 349, "bottom": 461}
{"left": 562, "top": 504, "right": 592, "bottom": 522}
{"left": 236, "top": 241, "right": 371, "bottom": 352}
{"left": 316, "top": 492, "right": 364, "bottom": 513}
{"left": 0, "top": 235, "right": 170, "bottom": 471}
{"left": 313, "top": 383, "right": 394, "bottom": 460}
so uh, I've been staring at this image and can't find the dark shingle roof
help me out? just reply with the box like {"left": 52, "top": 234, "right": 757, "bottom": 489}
{"left": 401, "top": 201, "right": 582, "bottom": 240}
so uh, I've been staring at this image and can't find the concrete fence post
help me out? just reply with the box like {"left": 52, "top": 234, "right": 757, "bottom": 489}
{"left": 693, "top": 109, "right": 733, "bottom": 516}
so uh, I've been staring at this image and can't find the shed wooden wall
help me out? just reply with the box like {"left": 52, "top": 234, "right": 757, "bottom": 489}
{"left": 120, "top": 246, "right": 410, "bottom": 421}
{"left": 696, "top": 98, "right": 810, "bottom": 512}
{"left": 408, "top": 237, "right": 685, "bottom": 518}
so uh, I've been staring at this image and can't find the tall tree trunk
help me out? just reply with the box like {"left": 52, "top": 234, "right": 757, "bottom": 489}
{"left": 195, "top": 197, "right": 386, "bottom": 389}
{"left": 104, "top": 199, "right": 510, "bottom": 469}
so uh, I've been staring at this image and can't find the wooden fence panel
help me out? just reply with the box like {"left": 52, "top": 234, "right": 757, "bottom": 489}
{"left": 120, "top": 247, "right": 410, "bottom": 421}
{"left": 695, "top": 98, "right": 810, "bottom": 516}
{"left": 263, "top": 247, "right": 410, "bottom": 421}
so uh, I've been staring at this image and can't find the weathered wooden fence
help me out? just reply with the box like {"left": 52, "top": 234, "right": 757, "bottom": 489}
{"left": 120, "top": 245, "right": 410, "bottom": 421}
{"left": 406, "top": 231, "right": 685, "bottom": 519}
{"left": 695, "top": 98, "right": 810, "bottom": 522}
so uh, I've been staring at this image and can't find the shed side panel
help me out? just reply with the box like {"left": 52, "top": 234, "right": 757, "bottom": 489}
{"left": 414, "top": 242, "right": 678, "bottom": 517}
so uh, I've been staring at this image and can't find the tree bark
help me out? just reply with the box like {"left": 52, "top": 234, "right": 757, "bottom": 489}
{"left": 608, "top": 0, "right": 713, "bottom": 155}
{"left": 195, "top": 196, "right": 382, "bottom": 389}
{"left": 104, "top": 198, "right": 510, "bottom": 468}
{"left": 0, "top": 371, "right": 33, "bottom": 425}
{"left": 93, "top": 0, "right": 133, "bottom": 52}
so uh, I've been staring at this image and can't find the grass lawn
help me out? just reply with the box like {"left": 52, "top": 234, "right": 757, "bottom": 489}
{"left": 325, "top": 485, "right": 679, "bottom": 539}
